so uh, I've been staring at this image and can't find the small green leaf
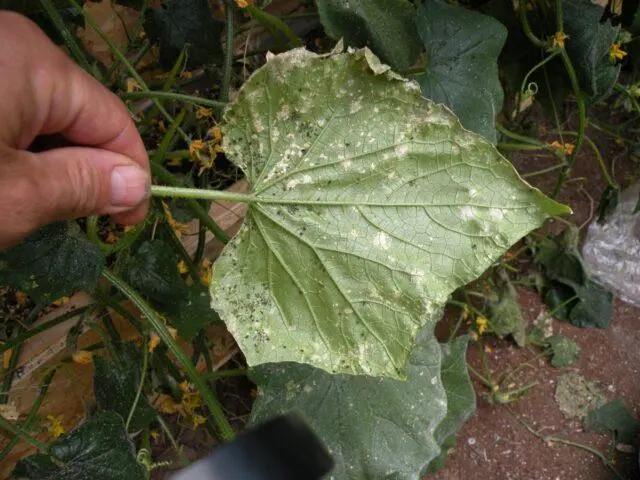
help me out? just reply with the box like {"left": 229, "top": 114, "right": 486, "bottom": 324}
{"left": 316, "top": 0, "right": 422, "bottom": 71}
{"left": 15, "top": 412, "right": 146, "bottom": 480}
{"left": 425, "top": 336, "right": 476, "bottom": 474}
{"left": 252, "top": 326, "right": 456, "bottom": 480}
{"left": 547, "top": 334, "right": 580, "bottom": 367}
{"left": 214, "top": 48, "right": 568, "bottom": 378}
{"left": 0, "top": 222, "right": 104, "bottom": 304}
{"left": 415, "top": 0, "right": 507, "bottom": 142}
{"left": 93, "top": 343, "right": 155, "bottom": 431}
{"left": 535, "top": 226, "right": 586, "bottom": 284}
{"left": 584, "top": 398, "right": 640, "bottom": 444}
{"left": 563, "top": 0, "right": 621, "bottom": 103}
{"left": 144, "top": 0, "right": 223, "bottom": 69}
{"left": 568, "top": 279, "right": 613, "bottom": 329}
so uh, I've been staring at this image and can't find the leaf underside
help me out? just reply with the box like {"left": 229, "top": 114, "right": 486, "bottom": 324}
{"left": 213, "top": 48, "right": 568, "bottom": 379}
{"left": 251, "top": 329, "right": 475, "bottom": 480}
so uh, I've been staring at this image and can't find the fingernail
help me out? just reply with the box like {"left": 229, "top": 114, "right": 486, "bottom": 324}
{"left": 110, "top": 165, "right": 150, "bottom": 207}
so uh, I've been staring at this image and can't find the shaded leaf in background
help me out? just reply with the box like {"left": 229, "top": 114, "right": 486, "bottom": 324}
{"left": 0, "top": 222, "right": 104, "bottom": 304}
{"left": 316, "top": 0, "right": 422, "bottom": 71}
{"left": 425, "top": 337, "right": 476, "bottom": 474}
{"left": 93, "top": 343, "right": 156, "bottom": 431}
{"left": 145, "top": 0, "right": 223, "bottom": 69}
{"left": 0, "top": 0, "right": 85, "bottom": 44}
{"left": 251, "top": 327, "right": 470, "bottom": 480}
{"left": 547, "top": 334, "right": 580, "bottom": 367}
{"left": 584, "top": 398, "right": 640, "bottom": 444}
{"left": 567, "top": 279, "right": 613, "bottom": 328}
{"left": 15, "top": 411, "right": 146, "bottom": 480}
{"left": 597, "top": 186, "right": 620, "bottom": 224}
{"left": 563, "top": 0, "right": 620, "bottom": 103}
{"left": 120, "top": 240, "right": 217, "bottom": 340}
{"left": 415, "top": 0, "right": 507, "bottom": 142}
{"left": 214, "top": 48, "right": 568, "bottom": 378}
{"left": 535, "top": 226, "right": 586, "bottom": 284}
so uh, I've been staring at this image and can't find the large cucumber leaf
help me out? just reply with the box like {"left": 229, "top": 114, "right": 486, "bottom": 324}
{"left": 415, "top": 0, "right": 507, "bottom": 143}
{"left": 212, "top": 48, "right": 568, "bottom": 379}
{"left": 251, "top": 325, "right": 448, "bottom": 480}
{"left": 316, "top": 0, "right": 422, "bottom": 71}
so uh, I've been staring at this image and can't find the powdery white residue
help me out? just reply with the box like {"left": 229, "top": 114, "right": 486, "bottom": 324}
{"left": 374, "top": 231, "right": 391, "bottom": 250}
{"left": 460, "top": 206, "right": 476, "bottom": 221}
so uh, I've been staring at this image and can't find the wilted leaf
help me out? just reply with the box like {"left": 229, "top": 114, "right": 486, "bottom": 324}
{"left": 252, "top": 326, "right": 456, "bottom": 480}
{"left": 547, "top": 334, "right": 580, "bottom": 367}
{"left": 584, "top": 398, "right": 640, "bottom": 444}
{"left": 145, "top": 0, "right": 223, "bottom": 69}
{"left": 15, "top": 412, "right": 146, "bottom": 480}
{"left": 415, "top": 0, "right": 507, "bottom": 142}
{"left": 563, "top": 0, "right": 621, "bottom": 102}
{"left": 597, "top": 186, "right": 619, "bottom": 224}
{"left": 555, "top": 372, "right": 605, "bottom": 419}
{"left": 213, "top": 48, "right": 568, "bottom": 378}
{"left": 94, "top": 343, "right": 156, "bottom": 431}
{"left": 316, "top": 0, "right": 422, "bottom": 71}
{"left": 535, "top": 226, "right": 586, "bottom": 284}
{"left": 568, "top": 279, "right": 613, "bottom": 328}
{"left": 488, "top": 274, "right": 526, "bottom": 346}
{"left": 425, "top": 337, "right": 476, "bottom": 474}
{"left": 0, "top": 222, "right": 104, "bottom": 304}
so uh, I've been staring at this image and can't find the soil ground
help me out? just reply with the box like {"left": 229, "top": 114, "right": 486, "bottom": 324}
{"left": 432, "top": 108, "right": 640, "bottom": 480}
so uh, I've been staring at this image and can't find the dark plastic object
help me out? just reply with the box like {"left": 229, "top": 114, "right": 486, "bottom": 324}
{"left": 170, "top": 414, "right": 334, "bottom": 480}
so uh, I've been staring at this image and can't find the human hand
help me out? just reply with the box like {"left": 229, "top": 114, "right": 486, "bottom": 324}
{"left": 0, "top": 11, "right": 150, "bottom": 250}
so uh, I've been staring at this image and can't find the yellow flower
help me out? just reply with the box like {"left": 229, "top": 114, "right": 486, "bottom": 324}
{"left": 208, "top": 126, "right": 223, "bottom": 143}
{"left": 610, "top": 42, "right": 627, "bottom": 62}
{"left": 52, "top": 296, "right": 70, "bottom": 307}
{"left": 191, "top": 414, "right": 207, "bottom": 428}
{"left": 45, "top": 414, "right": 65, "bottom": 438}
{"left": 105, "top": 232, "right": 118, "bottom": 244}
{"left": 162, "top": 201, "right": 190, "bottom": 238}
{"left": 155, "top": 394, "right": 182, "bottom": 414}
{"left": 549, "top": 140, "right": 575, "bottom": 156}
{"left": 180, "top": 71, "right": 194, "bottom": 80}
{"left": 72, "top": 350, "right": 93, "bottom": 365}
{"left": 470, "top": 331, "right": 479, "bottom": 342}
{"left": 150, "top": 430, "right": 160, "bottom": 442}
{"left": 476, "top": 315, "right": 488, "bottom": 335}
{"left": 189, "top": 139, "right": 206, "bottom": 161}
{"left": 235, "top": 0, "right": 253, "bottom": 7}
{"left": 126, "top": 78, "right": 142, "bottom": 93}
{"left": 178, "top": 260, "right": 189, "bottom": 274}
{"left": 148, "top": 333, "right": 161, "bottom": 353}
{"left": 199, "top": 259, "right": 213, "bottom": 286}
{"left": 15, "top": 291, "right": 28, "bottom": 306}
{"left": 196, "top": 107, "right": 213, "bottom": 119}
{"left": 2, "top": 348, "right": 12, "bottom": 369}
{"left": 551, "top": 31, "right": 568, "bottom": 49}
{"left": 484, "top": 345, "right": 493, "bottom": 353}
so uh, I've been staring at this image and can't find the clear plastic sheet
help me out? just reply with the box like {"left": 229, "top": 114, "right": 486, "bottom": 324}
{"left": 582, "top": 182, "right": 640, "bottom": 307}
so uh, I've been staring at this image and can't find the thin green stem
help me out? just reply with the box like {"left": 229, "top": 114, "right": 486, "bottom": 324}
{"left": 466, "top": 363, "right": 493, "bottom": 389}
{"left": 126, "top": 336, "right": 149, "bottom": 431}
{"left": 554, "top": 131, "right": 618, "bottom": 189}
{"left": 555, "top": 0, "right": 564, "bottom": 33}
{"left": 156, "top": 414, "right": 189, "bottom": 466}
{"left": 245, "top": 6, "right": 302, "bottom": 47}
{"left": 552, "top": 50, "right": 587, "bottom": 197}
{"left": 519, "top": 50, "right": 561, "bottom": 103}
{"left": 102, "top": 270, "right": 234, "bottom": 441}
{"left": 150, "top": 165, "right": 230, "bottom": 243}
{"left": 496, "top": 123, "right": 544, "bottom": 146}
{"left": 221, "top": 1, "right": 235, "bottom": 103}
{"left": 0, "top": 413, "right": 49, "bottom": 453}
{"left": 68, "top": 0, "right": 189, "bottom": 142}
{"left": 122, "top": 91, "right": 226, "bottom": 109}
{"left": 521, "top": 162, "right": 567, "bottom": 178}
{"left": 0, "top": 368, "right": 57, "bottom": 461}
{"left": 542, "top": 437, "right": 624, "bottom": 479}
{"left": 151, "top": 109, "right": 187, "bottom": 165}
{"left": 498, "top": 143, "right": 547, "bottom": 151}
{"left": 40, "top": 0, "right": 93, "bottom": 75}
{"left": 520, "top": 10, "right": 547, "bottom": 48}
{"left": 0, "top": 305, "right": 95, "bottom": 355}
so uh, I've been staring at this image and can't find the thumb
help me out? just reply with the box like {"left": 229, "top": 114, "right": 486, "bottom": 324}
{"left": 0, "top": 147, "right": 149, "bottom": 247}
